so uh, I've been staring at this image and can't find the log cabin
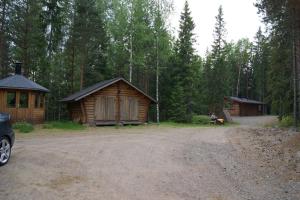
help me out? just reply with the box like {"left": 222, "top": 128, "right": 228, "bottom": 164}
{"left": 224, "top": 97, "right": 265, "bottom": 116}
{"left": 0, "top": 63, "right": 49, "bottom": 123}
{"left": 61, "top": 78, "right": 157, "bottom": 125}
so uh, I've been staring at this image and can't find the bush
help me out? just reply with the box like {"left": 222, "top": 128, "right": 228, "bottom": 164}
{"left": 43, "top": 121, "right": 85, "bottom": 130}
{"left": 191, "top": 115, "right": 211, "bottom": 125}
{"left": 13, "top": 122, "right": 34, "bottom": 133}
{"left": 279, "top": 116, "right": 294, "bottom": 128}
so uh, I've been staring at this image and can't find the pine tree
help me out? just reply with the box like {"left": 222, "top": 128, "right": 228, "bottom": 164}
{"left": 0, "top": 0, "right": 11, "bottom": 77}
{"left": 205, "top": 5, "right": 227, "bottom": 114}
{"left": 168, "top": 0, "right": 197, "bottom": 121}
{"left": 168, "top": 82, "right": 187, "bottom": 122}
{"left": 10, "top": 0, "right": 47, "bottom": 77}
{"left": 67, "top": 0, "right": 108, "bottom": 89}
{"left": 252, "top": 28, "right": 269, "bottom": 103}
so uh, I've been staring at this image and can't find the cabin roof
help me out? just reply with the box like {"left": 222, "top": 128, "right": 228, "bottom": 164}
{"left": 61, "top": 77, "right": 157, "bottom": 103}
{"left": 0, "top": 74, "right": 49, "bottom": 92}
{"left": 226, "top": 96, "right": 265, "bottom": 105}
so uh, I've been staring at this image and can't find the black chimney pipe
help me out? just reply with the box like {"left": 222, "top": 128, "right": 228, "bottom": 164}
{"left": 15, "top": 62, "right": 22, "bottom": 75}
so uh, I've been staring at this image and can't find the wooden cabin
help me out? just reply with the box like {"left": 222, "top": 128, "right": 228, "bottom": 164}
{"left": 0, "top": 63, "right": 49, "bottom": 123}
{"left": 224, "top": 97, "right": 265, "bottom": 116}
{"left": 61, "top": 78, "right": 157, "bottom": 125}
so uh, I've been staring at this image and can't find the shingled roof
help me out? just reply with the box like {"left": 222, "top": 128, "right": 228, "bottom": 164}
{"left": 61, "top": 77, "right": 157, "bottom": 103}
{"left": 0, "top": 74, "right": 49, "bottom": 92}
{"left": 227, "top": 96, "right": 265, "bottom": 105}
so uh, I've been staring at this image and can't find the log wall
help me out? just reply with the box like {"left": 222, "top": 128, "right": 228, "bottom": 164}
{"left": 68, "top": 81, "right": 152, "bottom": 125}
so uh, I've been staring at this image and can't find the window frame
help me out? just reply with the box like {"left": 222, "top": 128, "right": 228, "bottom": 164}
{"left": 7, "top": 91, "right": 17, "bottom": 108}
{"left": 34, "top": 93, "right": 40, "bottom": 108}
{"left": 19, "top": 92, "right": 29, "bottom": 108}
{"left": 40, "top": 93, "right": 45, "bottom": 108}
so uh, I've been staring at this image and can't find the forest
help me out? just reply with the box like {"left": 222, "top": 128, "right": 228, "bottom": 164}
{"left": 0, "top": 0, "right": 297, "bottom": 123}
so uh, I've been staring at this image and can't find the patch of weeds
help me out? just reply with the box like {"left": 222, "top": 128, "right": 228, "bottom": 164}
{"left": 279, "top": 116, "right": 294, "bottom": 128}
{"left": 13, "top": 122, "right": 34, "bottom": 133}
{"left": 159, "top": 121, "right": 212, "bottom": 128}
{"left": 191, "top": 115, "right": 211, "bottom": 125}
{"left": 43, "top": 121, "right": 85, "bottom": 130}
{"left": 159, "top": 120, "right": 237, "bottom": 128}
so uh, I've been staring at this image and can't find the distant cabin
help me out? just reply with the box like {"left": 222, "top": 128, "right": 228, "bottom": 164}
{"left": 61, "top": 78, "right": 157, "bottom": 125}
{"left": 224, "top": 97, "right": 265, "bottom": 116}
{"left": 0, "top": 63, "right": 49, "bottom": 123}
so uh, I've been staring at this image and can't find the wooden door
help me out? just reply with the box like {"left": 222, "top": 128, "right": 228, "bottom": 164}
{"left": 120, "top": 96, "right": 139, "bottom": 121}
{"left": 95, "top": 96, "right": 116, "bottom": 121}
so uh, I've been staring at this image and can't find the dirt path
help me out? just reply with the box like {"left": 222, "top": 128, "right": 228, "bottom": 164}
{"left": 0, "top": 124, "right": 299, "bottom": 200}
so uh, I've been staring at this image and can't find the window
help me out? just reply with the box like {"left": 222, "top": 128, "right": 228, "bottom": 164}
{"left": 40, "top": 94, "right": 45, "bottom": 108}
{"left": 258, "top": 105, "right": 262, "bottom": 112}
{"left": 20, "top": 92, "right": 29, "bottom": 108}
{"left": 35, "top": 93, "right": 40, "bottom": 108}
{"left": 35, "top": 93, "right": 45, "bottom": 108}
{"left": 7, "top": 92, "right": 16, "bottom": 108}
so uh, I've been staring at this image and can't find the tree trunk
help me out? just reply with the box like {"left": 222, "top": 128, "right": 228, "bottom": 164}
{"left": 71, "top": 43, "right": 75, "bottom": 93}
{"left": 80, "top": 63, "right": 84, "bottom": 90}
{"left": 156, "top": 30, "right": 160, "bottom": 123}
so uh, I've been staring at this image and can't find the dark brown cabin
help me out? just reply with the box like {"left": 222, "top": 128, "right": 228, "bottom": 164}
{"left": 61, "top": 78, "right": 157, "bottom": 125}
{"left": 224, "top": 97, "right": 265, "bottom": 116}
{"left": 0, "top": 63, "right": 49, "bottom": 123}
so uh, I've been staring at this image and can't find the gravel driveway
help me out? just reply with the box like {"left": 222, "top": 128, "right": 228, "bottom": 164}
{"left": 0, "top": 123, "right": 298, "bottom": 200}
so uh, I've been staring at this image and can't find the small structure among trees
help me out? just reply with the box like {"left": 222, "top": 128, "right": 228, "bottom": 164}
{"left": 61, "top": 78, "right": 156, "bottom": 125}
{"left": 0, "top": 63, "right": 49, "bottom": 123}
{"left": 224, "top": 97, "right": 265, "bottom": 116}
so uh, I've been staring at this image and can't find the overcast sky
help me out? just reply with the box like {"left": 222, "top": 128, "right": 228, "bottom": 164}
{"left": 169, "top": 0, "right": 264, "bottom": 56}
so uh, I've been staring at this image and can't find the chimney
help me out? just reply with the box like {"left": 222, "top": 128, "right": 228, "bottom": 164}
{"left": 15, "top": 62, "right": 22, "bottom": 75}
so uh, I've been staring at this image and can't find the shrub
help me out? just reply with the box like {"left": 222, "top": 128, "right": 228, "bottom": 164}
{"left": 279, "top": 116, "right": 294, "bottom": 128}
{"left": 191, "top": 115, "right": 211, "bottom": 125}
{"left": 43, "top": 121, "right": 85, "bottom": 130}
{"left": 13, "top": 122, "right": 34, "bottom": 133}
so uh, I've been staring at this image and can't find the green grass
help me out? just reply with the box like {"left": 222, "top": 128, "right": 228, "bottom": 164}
{"left": 158, "top": 121, "right": 211, "bottom": 127}
{"left": 43, "top": 121, "right": 85, "bottom": 130}
{"left": 13, "top": 122, "right": 34, "bottom": 133}
{"left": 191, "top": 115, "right": 211, "bottom": 125}
{"left": 279, "top": 116, "right": 294, "bottom": 128}
{"left": 157, "top": 121, "right": 238, "bottom": 128}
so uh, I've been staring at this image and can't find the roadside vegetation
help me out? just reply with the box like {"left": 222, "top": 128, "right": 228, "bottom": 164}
{"left": 13, "top": 122, "right": 34, "bottom": 133}
{"left": 43, "top": 121, "right": 85, "bottom": 130}
{"left": 279, "top": 116, "right": 294, "bottom": 128}
{"left": 158, "top": 115, "right": 237, "bottom": 127}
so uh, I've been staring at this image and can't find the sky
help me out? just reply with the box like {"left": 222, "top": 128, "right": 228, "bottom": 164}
{"left": 169, "top": 0, "right": 264, "bottom": 56}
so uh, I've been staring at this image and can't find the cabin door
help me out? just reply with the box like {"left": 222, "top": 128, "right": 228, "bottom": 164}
{"left": 95, "top": 96, "right": 116, "bottom": 121}
{"left": 120, "top": 96, "right": 139, "bottom": 121}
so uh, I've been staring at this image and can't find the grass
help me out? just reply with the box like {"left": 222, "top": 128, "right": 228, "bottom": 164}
{"left": 279, "top": 116, "right": 294, "bottom": 128}
{"left": 13, "top": 122, "right": 34, "bottom": 133}
{"left": 43, "top": 121, "right": 85, "bottom": 130}
{"left": 157, "top": 121, "right": 239, "bottom": 128}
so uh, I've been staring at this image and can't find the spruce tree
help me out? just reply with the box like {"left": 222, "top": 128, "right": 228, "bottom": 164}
{"left": 205, "top": 5, "right": 227, "bottom": 114}
{"left": 168, "top": 0, "right": 197, "bottom": 121}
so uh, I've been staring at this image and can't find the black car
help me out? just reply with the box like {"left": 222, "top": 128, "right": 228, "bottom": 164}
{"left": 0, "top": 113, "right": 14, "bottom": 166}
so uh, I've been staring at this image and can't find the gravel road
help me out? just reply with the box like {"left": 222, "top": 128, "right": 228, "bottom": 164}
{"left": 0, "top": 118, "right": 299, "bottom": 200}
